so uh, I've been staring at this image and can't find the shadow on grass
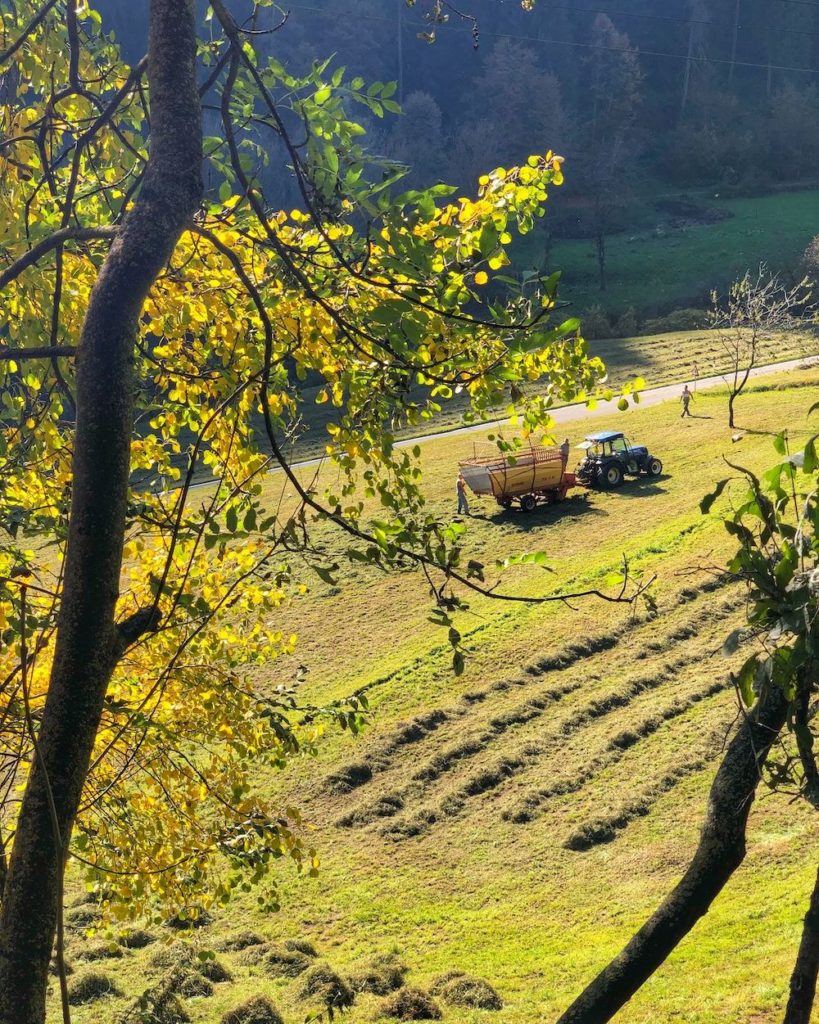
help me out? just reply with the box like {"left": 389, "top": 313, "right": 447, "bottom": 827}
{"left": 488, "top": 494, "right": 607, "bottom": 531}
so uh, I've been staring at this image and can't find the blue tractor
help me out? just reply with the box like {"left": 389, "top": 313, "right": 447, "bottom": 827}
{"left": 575, "top": 430, "right": 663, "bottom": 489}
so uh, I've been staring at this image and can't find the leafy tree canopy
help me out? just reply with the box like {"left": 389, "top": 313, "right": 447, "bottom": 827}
{"left": 0, "top": 0, "right": 643, "bottom": 930}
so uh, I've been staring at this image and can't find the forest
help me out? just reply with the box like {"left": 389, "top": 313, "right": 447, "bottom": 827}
{"left": 98, "top": 0, "right": 819, "bottom": 316}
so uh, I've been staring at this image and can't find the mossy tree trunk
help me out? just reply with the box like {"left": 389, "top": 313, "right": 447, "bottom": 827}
{"left": 784, "top": 866, "right": 819, "bottom": 1024}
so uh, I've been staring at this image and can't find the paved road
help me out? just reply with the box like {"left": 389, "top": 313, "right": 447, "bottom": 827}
{"left": 185, "top": 356, "right": 816, "bottom": 488}
{"left": 282, "top": 355, "right": 818, "bottom": 473}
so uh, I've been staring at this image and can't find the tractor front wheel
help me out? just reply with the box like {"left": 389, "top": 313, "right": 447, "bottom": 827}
{"left": 647, "top": 457, "right": 663, "bottom": 476}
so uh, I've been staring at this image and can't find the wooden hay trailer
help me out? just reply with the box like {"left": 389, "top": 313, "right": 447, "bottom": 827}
{"left": 459, "top": 443, "right": 576, "bottom": 513}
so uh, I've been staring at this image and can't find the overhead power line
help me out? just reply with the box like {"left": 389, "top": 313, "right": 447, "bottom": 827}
{"left": 282, "top": 1, "right": 819, "bottom": 77}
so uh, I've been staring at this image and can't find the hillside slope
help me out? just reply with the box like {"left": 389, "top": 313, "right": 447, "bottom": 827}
{"left": 58, "top": 368, "right": 819, "bottom": 1024}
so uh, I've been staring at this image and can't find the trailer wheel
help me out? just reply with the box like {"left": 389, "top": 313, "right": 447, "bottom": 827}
{"left": 520, "top": 494, "right": 537, "bottom": 513}
{"left": 647, "top": 457, "right": 663, "bottom": 476}
{"left": 498, "top": 497, "right": 512, "bottom": 509}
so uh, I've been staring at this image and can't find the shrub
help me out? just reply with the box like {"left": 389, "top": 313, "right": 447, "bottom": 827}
{"left": 178, "top": 971, "right": 214, "bottom": 998}
{"left": 260, "top": 945, "right": 312, "bottom": 978}
{"left": 614, "top": 306, "right": 639, "bottom": 338}
{"left": 580, "top": 305, "right": 612, "bottom": 340}
{"left": 379, "top": 988, "right": 442, "bottom": 1020}
{"left": 67, "top": 970, "right": 121, "bottom": 1005}
{"left": 220, "top": 996, "right": 284, "bottom": 1024}
{"left": 299, "top": 962, "right": 356, "bottom": 1012}
{"left": 437, "top": 975, "right": 503, "bottom": 1010}
{"left": 640, "top": 308, "right": 707, "bottom": 334}
{"left": 216, "top": 930, "right": 266, "bottom": 952}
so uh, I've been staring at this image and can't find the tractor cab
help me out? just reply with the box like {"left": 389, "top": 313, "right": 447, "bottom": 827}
{"left": 576, "top": 430, "right": 663, "bottom": 489}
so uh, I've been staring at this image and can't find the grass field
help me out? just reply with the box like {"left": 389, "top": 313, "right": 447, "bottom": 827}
{"left": 514, "top": 188, "right": 819, "bottom": 318}
{"left": 56, "top": 368, "right": 819, "bottom": 1024}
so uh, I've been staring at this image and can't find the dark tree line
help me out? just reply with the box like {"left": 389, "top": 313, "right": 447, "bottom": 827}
{"left": 97, "top": 0, "right": 819, "bottom": 290}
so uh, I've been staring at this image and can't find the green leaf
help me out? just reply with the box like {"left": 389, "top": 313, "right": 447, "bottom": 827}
{"left": 735, "top": 654, "right": 759, "bottom": 707}
{"left": 804, "top": 438, "right": 817, "bottom": 474}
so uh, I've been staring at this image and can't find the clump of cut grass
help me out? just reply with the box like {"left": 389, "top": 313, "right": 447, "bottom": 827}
{"left": 216, "top": 930, "right": 266, "bottom": 952}
{"left": 326, "top": 761, "right": 373, "bottom": 794}
{"left": 147, "top": 944, "right": 195, "bottom": 972}
{"left": 75, "top": 941, "right": 123, "bottom": 962}
{"left": 67, "top": 970, "right": 121, "bottom": 1005}
{"left": 177, "top": 971, "right": 214, "bottom": 998}
{"left": 65, "top": 905, "right": 102, "bottom": 931}
{"left": 165, "top": 908, "right": 212, "bottom": 931}
{"left": 236, "top": 942, "right": 272, "bottom": 966}
{"left": 283, "top": 937, "right": 318, "bottom": 957}
{"left": 436, "top": 974, "right": 503, "bottom": 1010}
{"left": 199, "top": 956, "right": 233, "bottom": 982}
{"left": 260, "top": 944, "right": 312, "bottom": 978}
{"left": 379, "top": 987, "right": 442, "bottom": 1020}
{"left": 119, "top": 928, "right": 156, "bottom": 949}
{"left": 351, "top": 953, "right": 409, "bottom": 995}
{"left": 118, "top": 968, "right": 192, "bottom": 1024}
{"left": 220, "top": 996, "right": 284, "bottom": 1024}
{"left": 299, "top": 962, "right": 356, "bottom": 1012}
{"left": 428, "top": 970, "right": 464, "bottom": 995}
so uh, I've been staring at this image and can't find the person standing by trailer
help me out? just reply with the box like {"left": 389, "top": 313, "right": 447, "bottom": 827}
{"left": 456, "top": 471, "right": 470, "bottom": 515}
{"left": 559, "top": 438, "right": 570, "bottom": 470}
{"left": 680, "top": 385, "right": 693, "bottom": 418}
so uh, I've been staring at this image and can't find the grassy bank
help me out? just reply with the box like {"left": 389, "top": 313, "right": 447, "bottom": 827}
{"left": 515, "top": 188, "right": 819, "bottom": 317}
{"left": 57, "top": 368, "right": 819, "bottom": 1024}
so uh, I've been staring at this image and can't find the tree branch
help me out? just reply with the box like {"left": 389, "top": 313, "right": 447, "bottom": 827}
{"left": 0, "top": 226, "right": 116, "bottom": 291}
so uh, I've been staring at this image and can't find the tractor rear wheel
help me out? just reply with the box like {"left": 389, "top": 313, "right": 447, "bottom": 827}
{"left": 520, "top": 494, "right": 537, "bottom": 513}
{"left": 604, "top": 463, "right": 624, "bottom": 488}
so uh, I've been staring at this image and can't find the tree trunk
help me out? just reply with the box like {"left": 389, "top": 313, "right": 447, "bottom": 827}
{"left": 596, "top": 229, "right": 607, "bottom": 292}
{"left": 0, "top": 3, "right": 201, "bottom": 1021}
{"left": 556, "top": 684, "right": 787, "bottom": 1024}
{"left": 728, "top": 392, "right": 736, "bottom": 428}
{"left": 784, "top": 866, "right": 819, "bottom": 1024}
{"left": 729, "top": 0, "right": 741, "bottom": 85}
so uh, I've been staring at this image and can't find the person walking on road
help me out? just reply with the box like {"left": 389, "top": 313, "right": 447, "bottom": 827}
{"left": 559, "top": 438, "right": 570, "bottom": 470}
{"left": 680, "top": 385, "right": 693, "bottom": 418}
{"left": 456, "top": 471, "right": 470, "bottom": 516}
